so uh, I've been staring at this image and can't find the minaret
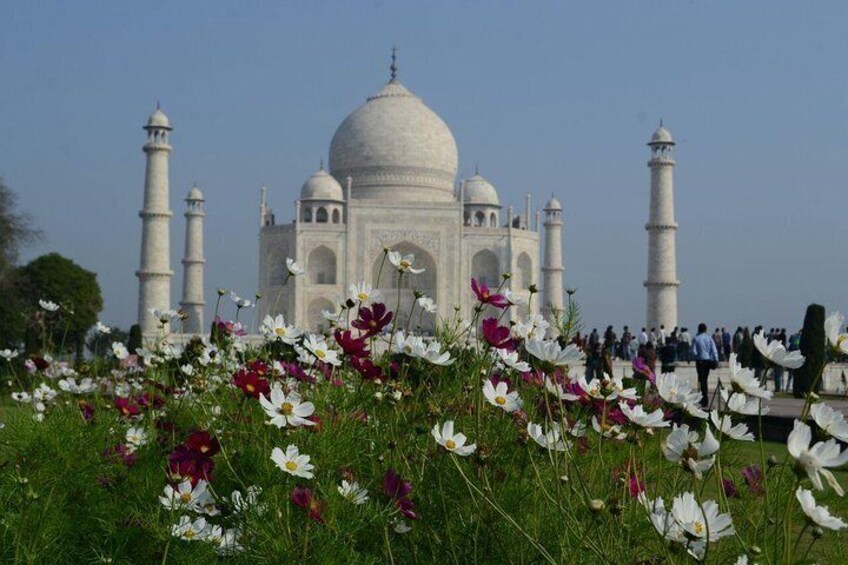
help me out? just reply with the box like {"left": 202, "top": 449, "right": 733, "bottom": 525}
{"left": 644, "top": 123, "right": 680, "bottom": 330}
{"left": 542, "top": 196, "right": 564, "bottom": 324}
{"left": 180, "top": 185, "right": 205, "bottom": 334}
{"left": 136, "top": 105, "right": 173, "bottom": 334}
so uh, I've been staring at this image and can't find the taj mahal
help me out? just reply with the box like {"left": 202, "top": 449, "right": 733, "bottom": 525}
{"left": 134, "top": 53, "right": 679, "bottom": 336}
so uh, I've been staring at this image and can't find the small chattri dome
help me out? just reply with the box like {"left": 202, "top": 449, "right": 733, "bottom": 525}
{"left": 146, "top": 107, "right": 171, "bottom": 130}
{"left": 301, "top": 167, "right": 344, "bottom": 201}
{"left": 649, "top": 125, "right": 673, "bottom": 144}
{"left": 186, "top": 185, "right": 204, "bottom": 201}
{"left": 463, "top": 172, "right": 499, "bottom": 206}
{"left": 544, "top": 196, "right": 562, "bottom": 211}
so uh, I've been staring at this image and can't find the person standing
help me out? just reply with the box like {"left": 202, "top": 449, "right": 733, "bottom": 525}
{"left": 649, "top": 328, "right": 658, "bottom": 347}
{"left": 621, "top": 326, "right": 632, "bottom": 361}
{"left": 733, "top": 326, "right": 744, "bottom": 355}
{"left": 691, "top": 323, "right": 719, "bottom": 408}
{"left": 722, "top": 328, "right": 732, "bottom": 361}
{"left": 639, "top": 327, "right": 648, "bottom": 346}
{"left": 660, "top": 335, "right": 678, "bottom": 374}
{"left": 679, "top": 327, "right": 692, "bottom": 363}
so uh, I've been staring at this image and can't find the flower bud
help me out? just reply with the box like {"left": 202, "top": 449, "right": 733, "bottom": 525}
{"left": 807, "top": 392, "right": 820, "bottom": 402}
{"left": 767, "top": 455, "right": 778, "bottom": 468}
{"left": 217, "top": 288, "right": 227, "bottom": 296}
{"left": 749, "top": 546, "right": 762, "bottom": 556}
{"left": 589, "top": 499, "right": 605, "bottom": 513}
{"left": 529, "top": 284, "right": 538, "bottom": 294}
{"left": 812, "top": 527, "right": 824, "bottom": 539}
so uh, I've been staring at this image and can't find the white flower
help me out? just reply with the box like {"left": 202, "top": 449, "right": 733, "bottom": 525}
{"left": 577, "top": 373, "right": 638, "bottom": 402}
{"left": 796, "top": 487, "right": 848, "bottom": 530}
{"left": 787, "top": 419, "right": 848, "bottom": 496}
{"left": 111, "top": 342, "right": 129, "bottom": 360}
{"left": 1, "top": 349, "right": 19, "bottom": 361}
{"left": 33, "top": 383, "right": 57, "bottom": 403}
{"left": 11, "top": 391, "right": 32, "bottom": 403}
{"left": 286, "top": 258, "right": 305, "bottom": 277}
{"left": 504, "top": 289, "right": 526, "bottom": 305}
{"left": 150, "top": 308, "right": 179, "bottom": 324}
{"left": 496, "top": 348, "right": 531, "bottom": 373}
{"left": 57, "top": 377, "right": 97, "bottom": 394}
{"left": 95, "top": 321, "right": 111, "bottom": 334}
{"left": 825, "top": 311, "right": 848, "bottom": 355}
{"left": 670, "top": 492, "right": 734, "bottom": 542}
{"left": 415, "top": 340, "right": 454, "bottom": 366}
{"left": 482, "top": 379, "right": 522, "bottom": 412}
{"left": 171, "top": 515, "right": 211, "bottom": 541}
{"left": 271, "top": 444, "right": 314, "bottom": 479}
{"left": 259, "top": 384, "right": 315, "bottom": 428}
{"left": 338, "top": 480, "right": 369, "bottom": 505}
{"left": 810, "top": 402, "right": 848, "bottom": 443}
{"left": 302, "top": 334, "right": 341, "bottom": 366}
{"left": 417, "top": 295, "right": 437, "bottom": 313}
{"left": 591, "top": 415, "right": 627, "bottom": 440}
{"left": 391, "top": 518, "right": 412, "bottom": 533}
{"left": 724, "top": 354, "right": 773, "bottom": 400}
{"left": 655, "top": 372, "right": 707, "bottom": 418}
{"left": 229, "top": 291, "right": 254, "bottom": 309}
{"left": 721, "top": 389, "right": 769, "bottom": 416}
{"left": 388, "top": 250, "right": 424, "bottom": 274}
{"left": 432, "top": 420, "right": 477, "bottom": 456}
{"left": 620, "top": 402, "right": 669, "bottom": 429}
{"left": 231, "top": 486, "right": 264, "bottom": 514}
{"left": 527, "top": 421, "right": 567, "bottom": 451}
{"left": 160, "top": 479, "right": 212, "bottom": 512}
{"left": 663, "top": 424, "right": 720, "bottom": 479}
{"left": 543, "top": 376, "right": 580, "bottom": 401}
{"left": 350, "top": 282, "right": 381, "bottom": 304}
{"left": 215, "top": 528, "right": 244, "bottom": 555}
{"left": 753, "top": 332, "right": 805, "bottom": 369}
{"left": 39, "top": 299, "right": 60, "bottom": 312}
{"left": 180, "top": 364, "right": 194, "bottom": 376}
{"left": 525, "top": 338, "right": 584, "bottom": 366}
{"left": 511, "top": 315, "right": 549, "bottom": 341}
{"left": 709, "top": 411, "right": 754, "bottom": 441}
{"left": 125, "top": 426, "right": 148, "bottom": 448}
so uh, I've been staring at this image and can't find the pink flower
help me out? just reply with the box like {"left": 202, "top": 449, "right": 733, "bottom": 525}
{"left": 291, "top": 486, "right": 324, "bottom": 523}
{"left": 352, "top": 303, "right": 394, "bottom": 337}
{"left": 471, "top": 279, "right": 509, "bottom": 309}
{"left": 383, "top": 469, "right": 417, "bottom": 520}
{"left": 481, "top": 318, "right": 514, "bottom": 350}
{"left": 628, "top": 474, "right": 645, "bottom": 497}
{"left": 742, "top": 464, "right": 765, "bottom": 495}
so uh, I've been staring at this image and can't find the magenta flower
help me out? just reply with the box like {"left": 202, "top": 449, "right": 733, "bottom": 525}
{"left": 352, "top": 303, "right": 394, "bottom": 337}
{"left": 628, "top": 473, "right": 645, "bottom": 497}
{"left": 632, "top": 356, "right": 656, "bottom": 386}
{"left": 481, "top": 318, "right": 515, "bottom": 350}
{"left": 383, "top": 468, "right": 417, "bottom": 520}
{"left": 334, "top": 329, "right": 370, "bottom": 358}
{"left": 742, "top": 464, "right": 765, "bottom": 495}
{"left": 471, "top": 279, "right": 509, "bottom": 309}
{"left": 114, "top": 397, "right": 141, "bottom": 419}
{"left": 291, "top": 486, "right": 324, "bottom": 523}
{"left": 723, "top": 477, "right": 739, "bottom": 498}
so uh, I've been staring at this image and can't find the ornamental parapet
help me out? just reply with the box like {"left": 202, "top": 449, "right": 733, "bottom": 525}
{"left": 181, "top": 258, "right": 206, "bottom": 265}
{"left": 136, "top": 269, "right": 174, "bottom": 279}
{"left": 643, "top": 280, "right": 680, "bottom": 287}
{"left": 647, "top": 158, "right": 675, "bottom": 167}
{"left": 644, "top": 222, "right": 678, "bottom": 231}
{"left": 143, "top": 142, "right": 172, "bottom": 153}
{"left": 139, "top": 210, "right": 174, "bottom": 219}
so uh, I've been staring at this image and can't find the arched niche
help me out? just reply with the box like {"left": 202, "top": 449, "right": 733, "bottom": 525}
{"left": 308, "top": 245, "right": 337, "bottom": 285}
{"left": 517, "top": 252, "right": 533, "bottom": 290}
{"left": 472, "top": 249, "right": 500, "bottom": 288}
{"left": 307, "top": 297, "right": 335, "bottom": 332}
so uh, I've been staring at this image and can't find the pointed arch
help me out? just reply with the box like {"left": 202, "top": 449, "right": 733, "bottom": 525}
{"left": 316, "top": 207, "right": 328, "bottom": 223}
{"left": 517, "top": 252, "right": 533, "bottom": 290}
{"left": 472, "top": 249, "right": 500, "bottom": 288}
{"left": 372, "top": 241, "right": 438, "bottom": 330}
{"left": 331, "top": 208, "right": 341, "bottom": 224}
{"left": 307, "top": 297, "right": 335, "bottom": 332}
{"left": 308, "top": 246, "right": 337, "bottom": 285}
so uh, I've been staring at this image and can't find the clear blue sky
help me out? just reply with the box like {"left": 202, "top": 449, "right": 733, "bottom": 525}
{"left": 2, "top": 1, "right": 846, "bottom": 333}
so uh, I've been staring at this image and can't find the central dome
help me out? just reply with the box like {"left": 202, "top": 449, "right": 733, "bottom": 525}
{"left": 328, "top": 80, "right": 459, "bottom": 202}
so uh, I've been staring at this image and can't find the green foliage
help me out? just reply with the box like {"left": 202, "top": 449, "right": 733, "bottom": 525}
{"left": 17, "top": 252, "right": 103, "bottom": 358}
{"left": 128, "top": 324, "right": 143, "bottom": 355}
{"left": 794, "top": 304, "right": 826, "bottom": 398}
{"left": 87, "top": 327, "right": 130, "bottom": 357}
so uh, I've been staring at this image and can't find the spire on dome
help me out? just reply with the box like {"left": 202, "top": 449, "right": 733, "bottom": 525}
{"left": 320, "top": 157, "right": 324, "bottom": 171}
{"left": 474, "top": 163, "right": 479, "bottom": 176}
{"left": 390, "top": 46, "right": 398, "bottom": 82}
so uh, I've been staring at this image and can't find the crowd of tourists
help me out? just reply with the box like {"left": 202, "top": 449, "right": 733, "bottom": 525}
{"left": 570, "top": 324, "right": 811, "bottom": 401}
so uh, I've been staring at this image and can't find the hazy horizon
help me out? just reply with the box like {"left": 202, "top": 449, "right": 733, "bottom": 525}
{"left": 2, "top": 1, "right": 847, "bottom": 334}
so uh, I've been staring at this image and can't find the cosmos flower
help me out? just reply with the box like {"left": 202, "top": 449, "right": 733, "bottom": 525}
{"left": 669, "top": 492, "right": 734, "bottom": 542}
{"left": 232, "top": 368, "right": 271, "bottom": 399}
{"left": 125, "top": 426, "right": 148, "bottom": 450}
{"left": 271, "top": 444, "right": 315, "bottom": 479}
{"left": 259, "top": 384, "right": 315, "bottom": 428}
{"left": 350, "top": 282, "right": 381, "bottom": 304}
{"left": 810, "top": 402, "right": 848, "bottom": 443}
{"left": 95, "top": 321, "right": 111, "bottom": 334}
{"left": 663, "top": 424, "right": 720, "bottom": 479}
{"left": 57, "top": 377, "right": 97, "bottom": 394}
{"left": 796, "top": 487, "right": 847, "bottom": 530}
{"left": 338, "top": 480, "right": 369, "bottom": 505}
{"left": 111, "top": 342, "right": 129, "bottom": 360}
{"left": 383, "top": 468, "right": 417, "bottom": 520}
{"left": 229, "top": 291, "right": 254, "bottom": 309}
{"left": 171, "top": 515, "right": 212, "bottom": 541}
{"left": 471, "top": 278, "right": 509, "bottom": 309}
{"left": 481, "top": 318, "right": 514, "bottom": 350}
{"left": 620, "top": 402, "right": 669, "bottom": 429}
{"left": 388, "top": 250, "right": 425, "bottom": 274}
{"left": 417, "top": 295, "right": 437, "bottom": 313}
{"left": 721, "top": 389, "right": 769, "bottom": 416}
{"left": 150, "top": 308, "right": 179, "bottom": 324}
{"left": 543, "top": 376, "right": 580, "bottom": 401}
{"left": 39, "top": 299, "right": 60, "bottom": 312}
{"left": 526, "top": 421, "right": 568, "bottom": 451}
{"left": 753, "top": 332, "right": 805, "bottom": 369}
{"left": 352, "top": 303, "right": 394, "bottom": 337}
{"left": 724, "top": 354, "right": 772, "bottom": 400}
{"left": 503, "top": 289, "right": 526, "bottom": 305}
{"left": 742, "top": 465, "right": 765, "bottom": 495}
{"left": 260, "top": 314, "right": 303, "bottom": 344}
{"left": 496, "top": 348, "right": 531, "bottom": 372}
{"left": 577, "top": 373, "right": 638, "bottom": 402}
{"left": 0, "top": 349, "right": 18, "bottom": 361}
{"left": 709, "top": 411, "right": 754, "bottom": 441}
{"left": 591, "top": 415, "right": 627, "bottom": 440}
{"left": 432, "top": 420, "right": 477, "bottom": 456}
{"left": 482, "top": 379, "right": 522, "bottom": 412}
{"left": 655, "top": 372, "right": 706, "bottom": 418}
{"left": 185, "top": 431, "right": 221, "bottom": 459}
{"left": 825, "top": 312, "right": 848, "bottom": 355}
{"left": 231, "top": 486, "right": 264, "bottom": 514}
{"left": 525, "top": 338, "right": 584, "bottom": 367}
{"left": 286, "top": 258, "right": 305, "bottom": 277}
{"left": 510, "top": 314, "right": 550, "bottom": 341}
{"left": 334, "top": 329, "right": 370, "bottom": 358}
{"left": 160, "top": 479, "right": 212, "bottom": 512}
{"left": 787, "top": 419, "right": 848, "bottom": 496}
{"left": 291, "top": 486, "right": 324, "bottom": 523}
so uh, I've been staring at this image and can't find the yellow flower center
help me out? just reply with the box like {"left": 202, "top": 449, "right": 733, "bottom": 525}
{"left": 275, "top": 327, "right": 286, "bottom": 336}
{"left": 285, "top": 461, "right": 298, "bottom": 471}
{"left": 246, "top": 384, "right": 255, "bottom": 393}
{"left": 482, "top": 291, "right": 489, "bottom": 299}
{"left": 281, "top": 402, "right": 294, "bottom": 415}
{"left": 180, "top": 492, "right": 192, "bottom": 503}
{"left": 495, "top": 396, "right": 506, "bottom": 405}
{"left": 400, "top": 260, "right": 410, "bottom": 269}
{"left": 315, "top": 350, "right": 326, "bottom": 359}
{"left": 357, "top": 292, "right": 369, "bottom": 301}
{"left": 445, "top": 439, "right": 456, "bottom": 450}
{"left": 184, "top": 530, "right": 196, "bottom": 539}
{"left": 694, "top": 521, "right": 704, "bottom": 535}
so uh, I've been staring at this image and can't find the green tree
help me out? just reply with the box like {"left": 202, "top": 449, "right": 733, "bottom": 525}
{"left": 18, "top": 253, "right": 103, "bottom": 358}
{"left": 0, "top": 177, "right": 41, "bottom": 348}
{"left": 793, "top": 304, "right": 826, "bottom": 398}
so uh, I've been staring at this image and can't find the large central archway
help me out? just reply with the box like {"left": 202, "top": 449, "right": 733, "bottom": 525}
{"left": 372, "top": 241, "right": 438, "bottom": 332}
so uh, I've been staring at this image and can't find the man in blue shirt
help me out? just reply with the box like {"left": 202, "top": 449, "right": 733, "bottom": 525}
{"left": 690, "top": 322, "right": 719, "bottom": 408}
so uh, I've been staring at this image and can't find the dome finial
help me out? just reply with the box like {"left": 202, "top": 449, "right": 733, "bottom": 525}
{"left": 156, "top": 100, "right": 161, "bottom": 110}
{"left": 474, "top": 163, "right": 479, "bottom": 175}
{"left": 659, "top": 117, "right": 663, "bottom": 127}
{"left": 319, "top": 157, "right": 324, "bottom": 171}
{"left": 390, "top": 45, "right": 398, "bottom": 82}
